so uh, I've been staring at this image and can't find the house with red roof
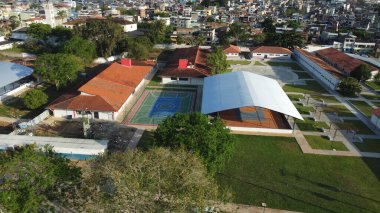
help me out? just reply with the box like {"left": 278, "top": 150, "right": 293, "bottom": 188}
{"left": 224, "top": 45, "right": 241, "bottom": 58}
{"left": 251, "top": 46, "right": 292, "bottom": 59}
{"left": 371, "top": 108, "right": 380, "bottom": 129}
{"left": 48, "top": 59, "right": 156, "bottom": 120}
{"left": 158, "top": 46, "right": 211, "bottom": 85}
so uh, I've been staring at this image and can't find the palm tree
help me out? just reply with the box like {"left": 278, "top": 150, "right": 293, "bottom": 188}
{"left": 55, "top": 10, "right": 67, "bottom": 22}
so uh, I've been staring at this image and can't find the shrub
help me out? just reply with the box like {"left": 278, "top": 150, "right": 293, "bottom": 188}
{"left": 23, "top": 89, "right": 48, "bottom": 109}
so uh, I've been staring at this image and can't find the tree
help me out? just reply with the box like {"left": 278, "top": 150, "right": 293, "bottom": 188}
{"left": 154, "top": 113, "right": 235, "bottom": 175}
{"left": 63, "top": 36, "right": 96, "bottom": 64}
{"left": 0, "top": 145, "right": 82, "bottom": 212}
{"left": 253, "top": 33, "right": 266, "bottom": 45}
{"left": 374, "top": 72, "right": 380, "bottom": 84}
{"left": 206, "top": 16, "right": 215, "bottom": 22}
{"left": 266, "top": 31, "right": 304, "bottom": 49}
{"left": 128, "top": 42, "right": 149, "bottom": 60}
{"left": 228, "top": 22, "right": 249, "bottom": 44}
{"left": 262, "top": 18, "right": 276, "bottom": 33}
{"left": 75, "top": 19, "right": 123, "bottom": 57}
{"left": 56, "top": 10, "right": 67, "bottom": 22}
{"left": 353, "top": 29, "right": 368, "bottom": 41}
{"left": 207, "top": 46, "right": 228, "bottom": 75}
{"left": 27, "top": 23, "right": 52, "bottom": 40}
{"left": 118, "top": 8, "right": 137, "bottom": 16}
{"left": 34, "top": 53, "right": 84, "bottom": 89}
{"left": 23, "top": 89, "right": 48, "bottom": 109}
{"left": 8, "top": 15, "right": 20, "bottom": 30}
{"left": 51, "top": 26, "right": 73, "bottom": 43}
{"left": 80, "top": 148, "right": 219, "bottom": 212}
{"left": 286, "top": 20, "right": 300, "bottom": 29}
{"left": 195, "top": 35, "right": 206, "bottom": 45}
{"left": 338, "top": 77, "right": 362, "bottom": 96}
{"left": 351, "top": 64, "right": 371, "bottom": 81}
{"left": 176, "top": 35, "right": 184, "bottom": 44}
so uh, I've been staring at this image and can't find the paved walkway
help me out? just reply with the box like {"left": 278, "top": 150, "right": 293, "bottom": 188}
{"left": 0, "top": 116, "right": 17, "bottom": 123}
{"left": 127, "top": 128, "right": 145, "bottom": 150}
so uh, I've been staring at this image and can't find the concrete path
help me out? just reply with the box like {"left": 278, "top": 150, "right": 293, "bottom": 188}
{"left": 0, "top": 116, "right": 17, "bottom": 123}
{"left": 127, "top": 128, "right": 145, "bottom": 150}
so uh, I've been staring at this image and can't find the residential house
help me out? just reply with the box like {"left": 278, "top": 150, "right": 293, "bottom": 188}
{"left": 251, "top": 46, "right": 292, "bottom": 59}
{"left": 158, "top": 46, "right": 211, "bottom": 85}
{"left": 224, "top": 44, "right": 241, "bottom": 58}
{"left": 48, "top": 60, "right": 156, "bottom": 120}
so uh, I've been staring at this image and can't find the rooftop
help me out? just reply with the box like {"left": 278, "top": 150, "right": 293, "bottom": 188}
{"left": 251, "top": 46, "right": 293, "bottom": 54}
{"left": 0, "top": 62, "right": 33, "bottom": 88}
{"left": 224, "top": 44, "right": 241, "bottom": 53}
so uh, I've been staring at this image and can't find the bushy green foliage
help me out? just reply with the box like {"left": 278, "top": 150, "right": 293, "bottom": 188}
{"left": 75, "top": 19, "right": 123, "bottom": 57}
{"left": 351, "top": 64, "right": 371, "bottom": 81}
{"left": 0, "top": 145, "right": 82, "bottom": 212}
{"left": 154, "top": 113, "right": 235, "bottom": 175}
{"left": 63, "top": 36, "right": 96, "bottom": 64}
{"left": 23, "top": 89, "right": 48, "bottom": 109}
{"left": 34, "top": 53, "right": 84, "bottom": 89}
{"left": 27, "top": 23, "right": 52, "bottom": 40}
{"left": 207, "top": 46, "right": 228, "bottom": 75}
{"left": 83, "top": 148, "right": 219, "bottom": 212}
{"left": 338, "top": 77, "right": 362, "bottom": 96}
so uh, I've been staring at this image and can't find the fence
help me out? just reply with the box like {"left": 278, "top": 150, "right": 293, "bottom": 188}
{"left": 10, "top": 110, "right": 50, "bottom": 135}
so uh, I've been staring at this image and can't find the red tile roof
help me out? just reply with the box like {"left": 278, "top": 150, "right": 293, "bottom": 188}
{"left": 251, "top": 46, "right": 292, "bottom": 54}
{"left": 158, "top": 46, "right": 212, "bottom": 78}
{"left": 224, "top": 44, "right": 241, "bottom": 53}
{"left": 372, "top": 108, "right": 380, "bottom": 118}
{"left": 48, "top": 62, "right": 153, "bottom": 112}
{"left": 295, "top": 48, "right": 345, "bottom": 79}
{"left": 316, "top": 48, "right": 378, "bottom": 74}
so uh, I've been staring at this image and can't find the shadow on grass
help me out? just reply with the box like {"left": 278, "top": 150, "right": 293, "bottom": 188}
{"left": 217, "top": 172, "right": 338, "bottom": 213}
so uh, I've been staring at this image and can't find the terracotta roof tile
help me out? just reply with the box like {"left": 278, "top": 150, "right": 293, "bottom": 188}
{"left": 251, "top": 46, "right": 292, "bottom": 54}
{"left": 48, "top": 62, "right": 153, "bottom": 112}
{"left": 224, "top": 44, "right": 241, "bottom": 53}
{"left": 295, "top": 48, "right": 344, "bottom": 79}
{"left": 159, "top": 46, "right": 212, "bottom": 78}
{"left": 316, "top": 48, "right": 378, "bottom": 74}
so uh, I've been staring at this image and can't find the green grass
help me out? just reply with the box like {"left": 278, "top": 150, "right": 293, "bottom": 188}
{"left": 311, "top": 95, "right": 340, "bottom": 103}
{"left": 266, "top": 61, "right": 304, "bottom": 71}
{"left": 322, "top": 105, "right": 355, "bottom": 117}
{"left": 361, "top": 93, "right": 380, "bottom": 101}
{"left": 354, "top": 139, "right": 380, "bottom": 152}
{"left": 254, "top": 61, "right": 266, "bottom": 66}
{"left": 296, "top": 117, "right": 329, "bottom": 132}
{"left": 148, "top": 74, "right": 161, "bottom": 86}
{"left": 295, "top": 71, "right": 312, "bottom": 79}
{"left": 287, "top": 94, "right": 304, "bottom": 101}
{"left": 305, "top": 135, "right": 348, "bottom": 151}
{"left": 217, "top": 135, "right": 380, "bottom": 212}
{"left": 349, "top": 100, "right": 373, "bottom": 117}
{"left": 336, "top": 120, "right": 375, "bottom": 135}
{"left": 283, "top": 80, "right": 328, "bottom": 95}
{"left": 227, "top": 60, "right": 251, "bottom": 65}
{"left": 365, "top": 81, "right": 380, "bottom": 92}
{"left": 295, "top": 103, "right": 315, "bottom": 114}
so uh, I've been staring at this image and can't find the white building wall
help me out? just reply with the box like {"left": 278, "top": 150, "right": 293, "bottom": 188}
{"left": 252, "top": 53, "right": 291, "bottom": 59}
{"left": 370, "top": 114, "right": 380, "bottom": 129}
{"left": 162, "top": 77, "right": 204, "bottom": 85}
{"left": 123, "top": 23, "right": 137, "bottom": 32}
{"left": 226, "top": 53, "right": 239, "bottom": 57}
{"left": 293, "top": 49, "right": 340, "bottom": 90}
{"left": 0, "top": 43, "right": 14, "bottom": 50}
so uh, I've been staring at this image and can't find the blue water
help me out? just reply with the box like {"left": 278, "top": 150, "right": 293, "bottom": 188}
{"left": 1, "top": 149, "right": 96, "bottom": 161}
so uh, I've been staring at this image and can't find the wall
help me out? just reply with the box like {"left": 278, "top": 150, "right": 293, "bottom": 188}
{"left": 228, "top": 126, "right": 294, "bottom": 135}
{"left": 0, "top": 82, "right": 34, "bottom": 103}
{"left": 252, "top": 53, "right": 291, "bottom": 59}
{"left": 162, "top": 77, "right": 204, "bottom": 85}
{"left": 123, "top": 23, "right": 137, "bottom": 32}
{"left": 0, "top": 42, "right": 14, "bottom": 50}
{"left": 293, "top": 49, "right": 340, "bottom": 90}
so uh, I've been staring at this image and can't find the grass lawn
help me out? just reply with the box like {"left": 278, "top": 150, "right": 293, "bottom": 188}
{"left": 322, "top": 105, "right": 355, "bottom": 117}
{"left": 336, "top": 120, "right": 375, "bottom": 135}
{"left": 305, "top": 135, "right": 348, "bottom": 151}
{"left": 295, "top": 71, "right": 312, "bottom": 79}
{"left": 361, "top": 93, "right": 380, "bottom": 101}
{"left": 354, "top": 139, "right": 380, "bottom": 152}
{"left": 217, "top": 135, "right": 380, "bottom": 213}
{"left": 349, "top": 100, "right": 373, "bottom": 117}
{"left": 287, "top": 94, "right": 304, "bottom": 101}
{"left": 365, "top": 81, "right": 380, "bottom": 92}
{"left": 254, "top": 61, "right": 266, "bottom": 66}
{"left": 283, "top": 80, "right": 328, "bottom": 95}
{"left": 266, "top": 61, "right": 304, "bottom": 71}
{"left": 296, "top": 117, "right": 329, "bottom": 132}
{"left": 311, "top": 95, "right": 340, "bottom": 103}
{"left": 227, "top": 60, "right": 251, "bottom": 65}
{"left": 295, "top": 103, "right": 315, "bottom": 114}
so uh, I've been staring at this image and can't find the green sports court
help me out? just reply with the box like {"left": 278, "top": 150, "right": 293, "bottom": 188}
{"left": 126, "top": 89, "right": 195, "bottom": 125}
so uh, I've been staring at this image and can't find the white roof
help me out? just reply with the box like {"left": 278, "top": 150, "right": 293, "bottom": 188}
{"left": 0, "top": 135, "right": 108, "bottom": 155}
{"left": 201, "top": 71, "right": 303, "bottom": 120}
{"left": 0, "top": 62, "right": 33, "bottom": 88}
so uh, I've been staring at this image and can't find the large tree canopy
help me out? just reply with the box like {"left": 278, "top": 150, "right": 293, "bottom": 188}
{"left": 75, "top": 19, "right": 123, "bottom": 57}
{"left": 338, "top": 77, "right": 362, "bottom": 96}
{"left": 207, "top": 46, "right": 228, "bottom": 75}
{"left": 81, "top": 148, "right": 219, "bottom": 212}
{"left": 154, "top": 113, "right": 235, "bottom": 175}
{"left": 228, "top": 22, "right": 250, "bottom": 44}
{"left": 351, "top": 64, "right": 371, "bottom": 81}
{"left": 0, "top": 145, "right": 81, "bottom": 212}
{"left": 34, "top": 53, "right": 84, "bottom": 89}
{"left": 27, "top": 23, "right": 52, "bottom": 40}
{"left": 63, "top": 36, "right": 96, "bottom": 64}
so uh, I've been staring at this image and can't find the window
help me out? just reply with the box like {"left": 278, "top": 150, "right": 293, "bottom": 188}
{"left": 76, "top": 111, "right": 83, "bottom": 115}
{"left": 179, "top": 78, "right": 188, "bottom": 81}
{"left": 257, "top": 54, "right": 261, "bottom": 55}
{"left": 171, "top": 77, "right": 177, "bottom": 80}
